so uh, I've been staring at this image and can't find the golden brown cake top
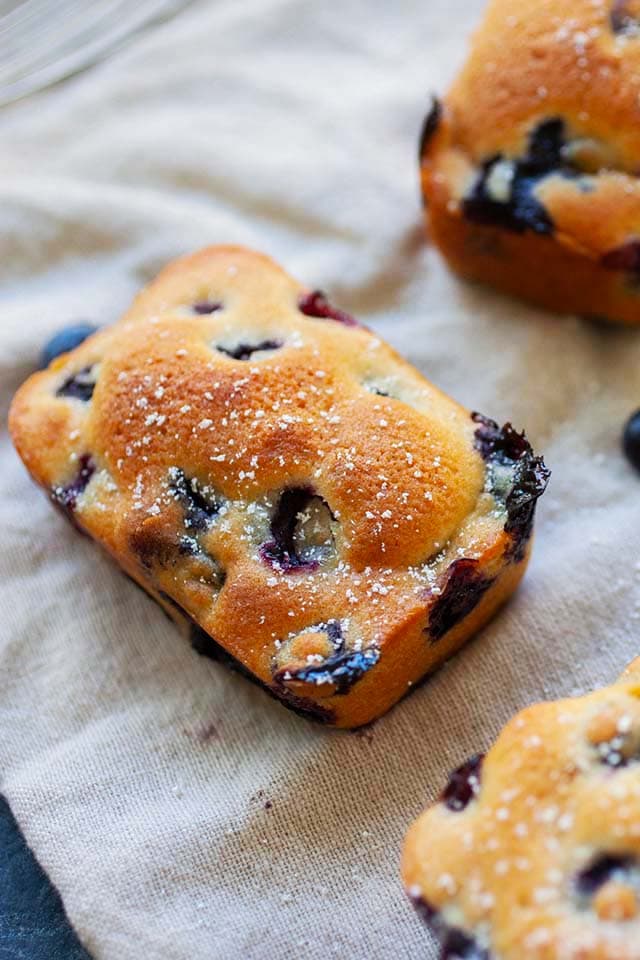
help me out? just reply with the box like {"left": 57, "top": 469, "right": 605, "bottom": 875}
{"left": 403, "top": 658, "right": 640, "bottom": 959}
{"left": 448, "top": 0, "right": 640, "bottom": 169}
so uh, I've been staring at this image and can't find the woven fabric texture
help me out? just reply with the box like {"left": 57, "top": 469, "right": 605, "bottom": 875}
{"left": 2, "top": 1, "right": 640, "bottom": 957}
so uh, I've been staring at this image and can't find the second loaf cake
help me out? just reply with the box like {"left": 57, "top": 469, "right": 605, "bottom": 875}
{"left": 420, "top": 0, "right": 640, "bottom": 325}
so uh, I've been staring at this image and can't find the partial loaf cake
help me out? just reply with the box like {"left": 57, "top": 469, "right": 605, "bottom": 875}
{"left": 421, "top": 0, "right": 640, "bottom": 325}
{"left": 403, "top": 659, "right": 640, "bottom": 957}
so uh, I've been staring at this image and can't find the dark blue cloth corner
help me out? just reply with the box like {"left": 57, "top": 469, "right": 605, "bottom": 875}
{"left": 0, "top": 796, "right": 92, "bottom": 960}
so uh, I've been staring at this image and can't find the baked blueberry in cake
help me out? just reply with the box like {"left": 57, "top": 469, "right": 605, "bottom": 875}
{"left": 420, "top": 0, "right": 640, "bottom": 325}
{"left": 9, "top": 245, "right": 548, "bottom": 728}
{"left": 402, "top": 659, "right": 640, "bottom": 957}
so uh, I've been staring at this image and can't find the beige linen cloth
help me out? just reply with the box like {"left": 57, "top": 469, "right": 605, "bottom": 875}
{"left": 2, "top": 1, "right": 640, "bottom": 957}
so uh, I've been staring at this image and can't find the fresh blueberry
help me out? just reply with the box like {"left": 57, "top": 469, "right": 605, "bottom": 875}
{"left": 441, "top": 754, "right": 484, "bottom": 812}
{"left": 41, "top": 324, "right": 97, "bottom": 369}
{"left": 623, "top": 410, "right": 640, "bottom": 472}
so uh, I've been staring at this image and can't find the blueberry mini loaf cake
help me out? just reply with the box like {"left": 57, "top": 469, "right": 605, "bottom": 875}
{"left": 9, "top": 246, "right": 548, "bottom": 728}
{"left": 402, "top": 660, "right": 640, "bottom": 958}
{"left": 421, "top": 0, "right": 640, "bottom": 326}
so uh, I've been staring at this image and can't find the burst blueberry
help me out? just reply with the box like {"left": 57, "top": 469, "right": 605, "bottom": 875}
{"left": 217, "top": 339, "right": 282, "bottom": 361}
{"left": 472, "top": 413, "right": 550, "bottom": 562}
{"left": 298, "top": 290, "right": 358, "bottom": 327}
{"left": 428, "top": 559, "right": 495, "bottom": 642}
{"left": 168, "top": 468, "right": 220, "bottom": 531}
{"left": 441, "top": 754, "right": 484, "bottom": 812}
{"left": 576, "top": 853, "right": 636, "bottom": 897}
{"left": 261, "top": 488, "right": 334, "bottom": 572}
{"left": 462, "top": 118, "right": 575, "bottom": 236}
{"left": 50, "top": 454, "right": 96, "bottom": 519}
{"left": 273, "top": 621, "right": 380, "bottom": 696}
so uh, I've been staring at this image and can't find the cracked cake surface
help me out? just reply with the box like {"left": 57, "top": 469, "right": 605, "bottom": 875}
{"left": 9, "top": 245, "right": 548, "bottom": 727}
{"left": 402, "top": 659, "right": 640, "bottom": 958}
{"left": 420, "top": 0, "right": 640, "bottom": 325}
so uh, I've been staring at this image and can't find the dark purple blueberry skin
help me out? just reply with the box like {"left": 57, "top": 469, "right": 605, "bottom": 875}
{"left": 217, "top": 339, "right": 282, "bottom": 361}
{"left": 168, "top": 469, "right": 220, "bottom": 532}
{"left": 576, "top": 853, "right": 636, "bottom": 897}
{"left": 441, "top": 927, "right": 491, "bottom": 960}
{"left": 409, "top": 896, "right": 491, "bottom": 959}
{"left": 472, "top": 414, "right": 531, "bottom": 462}
{"left": 423, "top": 411, "right": 548, "bottom": 641}
{"left": 463, "top": 118, "right": 573, "bottom": 236}
{"left": 41, "top": 323, "right": 98, "bottom": 369}
{"left": 178, "top": 535, "right": 200, "bottom": 556}
{"left": 260, "top": 487, "right": 323, "bottom": 572}
{"left": 419, "top": 96, "right": 442, "bottom": 162}
{"left": 592, "top": 725, "right": 638, "bottom": 768}
{"left": 56, "top": 365, "right": 97, "bottom": 402}
{"left": 279, "top": 647, "right": 380, "bottom": 695}
{"left": 441, "top": 754, "right": 484, "bottom": 812}
{"left": 273, "top": 620, "right": 380, "bottom": 696}
{"left": 298, "top": 290, "right": 358, "bottom": 327}
{"left": 611, "top": 0, "right": 640, "bottom": 34}
{"left": 623, "top": 410, "right": 640, "bottom": 473}
{"left": 192, "top": 301, "right": 222, "bottom": 315}
{"left": 50, "top": 454, "right": 96, "bottom": 520}
{"left": 472, "top": 413, "right": 550, "bottom": 562}
{"left": 428, "top": 559, "right": 495, "bottom": 643}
